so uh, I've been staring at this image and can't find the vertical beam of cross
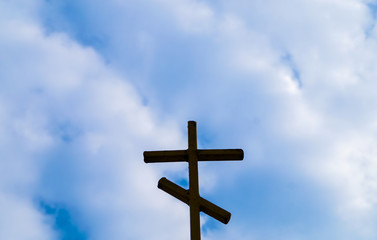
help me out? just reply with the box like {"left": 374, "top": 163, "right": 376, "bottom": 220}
{"left": 188, "top": 121, "right": 201, "bottom": 240}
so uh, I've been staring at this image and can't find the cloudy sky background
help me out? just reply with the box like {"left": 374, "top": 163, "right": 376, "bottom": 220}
{"left": 1, "top": 0, "right": 377, "bottom": 239}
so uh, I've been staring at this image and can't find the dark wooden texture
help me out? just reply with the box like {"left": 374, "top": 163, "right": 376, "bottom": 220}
{"left": 144, "top": 121, "right": 244, "bottom": 240}
{"left": 158, "top": 177, "right": 231, "bottom": 224}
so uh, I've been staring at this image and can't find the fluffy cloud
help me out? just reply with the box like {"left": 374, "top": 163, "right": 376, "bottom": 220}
{"left": 0, "top": 0, "right": 189, "bottom": 239}
{"left": 2, "top": 0, "right": 377, "bottom": 239}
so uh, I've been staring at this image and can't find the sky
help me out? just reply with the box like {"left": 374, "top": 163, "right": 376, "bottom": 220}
{"left": 1, "top": 0, "right": 377, "bottom": 239}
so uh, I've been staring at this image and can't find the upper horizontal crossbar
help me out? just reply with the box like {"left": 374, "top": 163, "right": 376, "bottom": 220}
{"left": 144, "top": 149, "right": 244, "bottom": 163}
{"left": 197, "top": 149, "right": 244, "bottom": 161}
{"left": 144, "top": 150, "right": 187, "bottom": 163}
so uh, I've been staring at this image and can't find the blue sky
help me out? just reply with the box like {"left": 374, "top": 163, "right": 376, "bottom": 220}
{"left": 1, "top": 0, "right": 377, "bottom": 239}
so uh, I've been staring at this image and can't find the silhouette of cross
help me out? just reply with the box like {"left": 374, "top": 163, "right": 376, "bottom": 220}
{"left": 144, "top": 121, "right": 244, "bottom": 240}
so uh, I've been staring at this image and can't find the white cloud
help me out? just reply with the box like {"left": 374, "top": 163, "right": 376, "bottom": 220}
{"left": 0, "top": 1, "right": 190, "bottom": 239}
{"left": 0, "top": 193, "right": 56, "bottom": 240}
{"left": 157, "top": 0, "right": 216, "bottom": 33}
{"left": 3, "top": 0, "right": 377, "bottom": 239}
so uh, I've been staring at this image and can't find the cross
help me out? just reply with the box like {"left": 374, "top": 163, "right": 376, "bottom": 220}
{"left": 144, "top": 121, "right": 244, "bottom": 240}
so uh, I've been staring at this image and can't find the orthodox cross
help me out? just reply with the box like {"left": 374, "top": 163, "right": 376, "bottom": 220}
{"left": 144, "top": 121, "right": 244, "bottom": 240}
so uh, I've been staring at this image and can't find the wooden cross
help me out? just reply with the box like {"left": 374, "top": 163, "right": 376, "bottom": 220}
{"left": 144, "top": 121, "right": 244, "bottom": 240}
